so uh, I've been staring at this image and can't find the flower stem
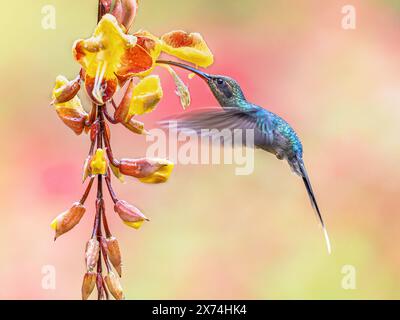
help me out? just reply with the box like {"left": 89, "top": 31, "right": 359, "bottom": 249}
{"left": 105, "top": 174, "right": 119, "bottom": 204}
{"left": 89, "top": 0, "right": 117, "bottom": 301}
{"left": 103, "top": 104, "right": 119, "bottom": 124}
{"left": 80, "top": 178, "right": 95, "bottom": 205}
{"left": 101, "top": 199, "right": 112, "bottom": 238}
{"left": 103, "top": 127, "right": 120, "bottom": 167}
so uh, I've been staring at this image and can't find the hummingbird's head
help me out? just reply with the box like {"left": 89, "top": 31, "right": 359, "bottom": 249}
{"left": 205, "top": 75, "right": 246, "bottom": 106}
{"left": 157, "top": 60, "right": 246, "bottom": 106}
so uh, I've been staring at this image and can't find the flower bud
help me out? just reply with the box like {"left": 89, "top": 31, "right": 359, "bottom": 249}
{"left": 55, "top": 107, "right": 87, "bottom": 135}
{"left": 105, "top": 271, "right": 124, "bottom": 300}
{"left": 105, "top": 237, "right": 122, "bottom": 277}
{"left": 114, "top": 80, "right": 134, "bottom": 123}
{"left": 114, "top": 200, "right": 148, "bottom": 229}
{"left": 111, "top": 0, "right": 123, "bottom": 23}
{"left": 82, "top": 155, "right": 91, "bottom": 182}
{"left": 90, "top": 149, "right": 107, "bottom": 176}
{"left": 122, "top": 118, "right": 149, "bottom": 135}
{"left": 118, "top": 158, "right": 174, "bottom": 183}
{"left": 81, "top": 272, "right": 96, "bottom": 300}
{"left": 100, "top": 0, "right": 112, "bottom": 13}
{"left": 52, "top": 75, "right": 81, "bottom": 104}
{"left": 51, "top": 202, "right": 86, "bottom": 239}
{"left": 85, "top": 239, "right": 100, "bottom": 272}
{"left": 110, "top": 162, "right": 125, "bottom": 183}
{"left": 112, "top": 0, "right": 138, "bottom": 32}
{"left": 52, "top": 76, "right": 88, "bottom": 135}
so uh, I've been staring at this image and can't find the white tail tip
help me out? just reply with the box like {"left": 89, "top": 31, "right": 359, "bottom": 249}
{"left": 323, "top": 227, "right": 332, "bottom": 255}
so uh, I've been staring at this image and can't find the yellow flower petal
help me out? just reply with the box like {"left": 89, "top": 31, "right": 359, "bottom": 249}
{"left": 50, "top": 217, "right": 58, "bottom": 230}
{"left": 82, "top": 156, "right": 91, "bottom": 182}
{"left": 123, "top": 220, "right": 145, "bottom": 230}
{"left": 138, "top": 160, "right": 174, "bottom": 184}
{"left": 90, "top": 149, "right": 107, "bottom": 175}
{"left": 127, "top": 75, "right": 163, "bottom": 117}
{"left": 161, "top": 30, "right": 214, "bottom": 68}
{"left": 110, "top": 162, "right": 125, "bottom": 183}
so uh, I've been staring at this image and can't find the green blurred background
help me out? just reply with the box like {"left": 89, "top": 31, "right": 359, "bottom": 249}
{"left": 1, "top": 0, "right": 400, "bottom": 299}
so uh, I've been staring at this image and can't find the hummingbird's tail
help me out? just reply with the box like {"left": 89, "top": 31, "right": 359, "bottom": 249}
{"left": 293, "top": 157, "right": 332, "bottom": 255}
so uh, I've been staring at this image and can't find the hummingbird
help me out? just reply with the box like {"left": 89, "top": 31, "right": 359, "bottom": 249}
{"left": 157, "top": 60, "right": 331, "bottom": 254}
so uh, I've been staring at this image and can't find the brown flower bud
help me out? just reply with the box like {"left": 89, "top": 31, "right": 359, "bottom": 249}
{"left": 111, "top": 0, "right": 124, "bottom": 23}
{"left": 51, "top": 203, "right": 86, "bottom": 240}
{"left": 53, "top": 76, "right": 81, "bottom": 104}
{"left": 85, "top": 239, "right": 100, "bottom": 272}
{"left": 105, "top": 271, "right": 124, "bottom": 300}
{"left": 55, "top": 107, "right": 87, "bottom": 135}
{"left": 100, "top": 0, "right": 112, "bottom": 13}
{"left": 105, "top": 237, "right": 122, "bottom": 277}
{"left": 109, "top": 162, "right": 125, "bottom": 183}
{"left": 118, "top": 158, "right": 174, "bottom": 183}
{"left": 81, "top": 272, "right": 96, "bottom": 300}
{"left": 112, "top": 0, "right": 138, "bottom": 32}
{"left": 114, "top": 79, "right": 134, "bottom": 123}
{"left": 114, "top": 200, "right": 149, "bottom": 230}
{"left": 122, "top": 118, "right": 149, "bottom": 135}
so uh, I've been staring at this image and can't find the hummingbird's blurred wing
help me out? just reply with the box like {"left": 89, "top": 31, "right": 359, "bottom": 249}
{"left": 159, "top": 107, "right": 274, "bottom": 148}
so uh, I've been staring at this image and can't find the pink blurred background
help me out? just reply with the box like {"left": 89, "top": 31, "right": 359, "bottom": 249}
{"left": 1, "top": 0, "right": 400, "bottom": 299}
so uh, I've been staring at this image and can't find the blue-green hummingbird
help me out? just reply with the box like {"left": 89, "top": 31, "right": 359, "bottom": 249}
{"left": 157, "top": 60, "right": 331, "bottom": 254}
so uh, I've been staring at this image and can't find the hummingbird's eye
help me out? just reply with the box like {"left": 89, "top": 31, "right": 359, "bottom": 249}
{"left": 214, "top": 78, "right": 233, "bottom": 99}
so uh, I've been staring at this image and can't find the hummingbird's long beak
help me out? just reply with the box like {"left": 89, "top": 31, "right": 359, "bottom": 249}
{"left": 156, "top": 60, "right": 211, "bottom": 81}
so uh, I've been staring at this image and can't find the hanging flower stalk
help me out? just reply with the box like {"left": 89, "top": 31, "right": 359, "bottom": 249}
{"left": 50, "top": 0, "right": 214, "bottom": 300}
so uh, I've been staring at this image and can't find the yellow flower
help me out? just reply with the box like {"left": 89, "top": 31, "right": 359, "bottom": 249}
{"left": 73, "top": 14, "right": 153, "bottom": 104}
{"left": 90, "top": 149, "right": 107, "bottom": 175}
{"left": 160, "top": 30, "right": 214, "bottom": 68}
